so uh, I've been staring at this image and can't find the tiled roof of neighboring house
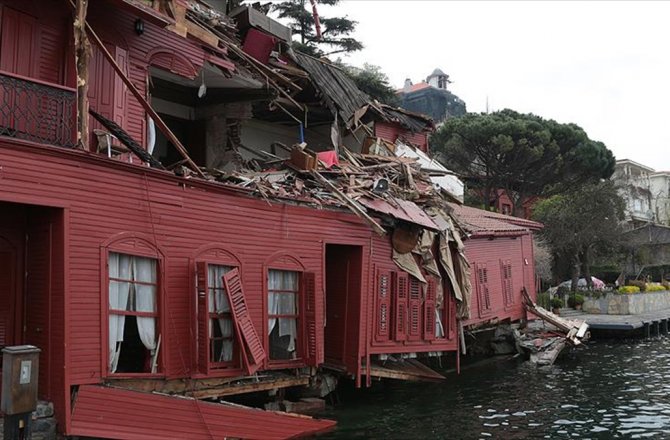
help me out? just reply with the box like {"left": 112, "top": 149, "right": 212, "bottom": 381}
{"left": 396, "top": 82, "right": 431, "bottom": 94}
{"left": 448, "top": 204, "right": 542, "bottom": 237}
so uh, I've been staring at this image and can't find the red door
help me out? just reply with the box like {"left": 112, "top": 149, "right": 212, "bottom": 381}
{"left": 88, "top": 43, "right": 128, "bottom": 149}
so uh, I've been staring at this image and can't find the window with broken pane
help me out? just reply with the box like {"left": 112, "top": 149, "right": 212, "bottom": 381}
{"left": 268, "top": 269, "right": 299, "bottom": 361}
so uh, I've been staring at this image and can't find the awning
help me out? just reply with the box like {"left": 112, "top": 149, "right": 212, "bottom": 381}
{"left": 359, "top": 196, "right": 440, "bottom": 230}
{"left": 70, "top": 385, "right": 336, "bottom": 439}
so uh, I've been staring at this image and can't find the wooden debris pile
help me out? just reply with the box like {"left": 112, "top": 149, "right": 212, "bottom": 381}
{"left": 515, "top": 288, "right": 590, "bottom": 366}
{"left": 210, "top": 142, "right": 455, "bottom": 235}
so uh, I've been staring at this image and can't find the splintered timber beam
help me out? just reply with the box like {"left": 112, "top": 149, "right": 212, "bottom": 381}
{"left": 72, "top": 4, "right": 206, "bottom": 178}
{"left": 73, "top": 0, "right": 90, "bottom": 150}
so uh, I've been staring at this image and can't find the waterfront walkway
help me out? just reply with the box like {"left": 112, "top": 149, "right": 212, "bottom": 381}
{"left": 559, "top": 308, "right": 670, "bottom": 335}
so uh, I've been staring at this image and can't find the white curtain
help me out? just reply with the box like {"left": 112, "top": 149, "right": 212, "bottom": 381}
{"left": 134, "top": 257, "right": 157, "bottom": 356}
{"left": 208, "top": 265, "right": 233, "bottom": 362}
{"left": 268, "top": 270, "right": 298, "bottom": 353}
{"left": 435, "top": 308, "right": 445, "bottom": 338}
{"left": 108, "top": 253, "right": 131, "bottom": 373}
{"left": 108, "top": 252, "right": 158, "bottom": 373}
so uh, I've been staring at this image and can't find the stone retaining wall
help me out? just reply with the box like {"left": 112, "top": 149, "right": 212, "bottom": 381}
{"left": 0, "top": 400, "right": 57, "bottom": 440}
{"left": 583, "top": 290, "right": 670, "bottom": 315}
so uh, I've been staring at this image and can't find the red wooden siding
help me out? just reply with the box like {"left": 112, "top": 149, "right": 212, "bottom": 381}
{"left": 463, "top": 236, "right": 533, "bottom": 327}
{"left": 374, "top": 121, "right": 429, "bottom": 152}
{"left": 70, "top": 385, "right": 336, "bottom": 440}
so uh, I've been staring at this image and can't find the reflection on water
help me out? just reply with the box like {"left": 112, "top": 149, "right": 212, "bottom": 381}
{"left": 322, "top": 339, "right": 670, "bottom": 439}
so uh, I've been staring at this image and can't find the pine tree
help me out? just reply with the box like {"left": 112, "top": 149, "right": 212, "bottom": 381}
{"left": 271, "top": 0, "right": 363, "bottom": 57}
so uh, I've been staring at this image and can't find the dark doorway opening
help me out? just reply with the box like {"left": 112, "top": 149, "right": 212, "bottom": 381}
{"left": 0, "top": 201, "right": 65, "bottom": 400}
{"left": 324, "top": 244, "right": 363, "bottom": 369}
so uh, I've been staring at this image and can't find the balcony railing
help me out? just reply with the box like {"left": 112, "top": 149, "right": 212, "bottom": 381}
{"left": 0, "top": 71, "right": 76, "bottom": 148}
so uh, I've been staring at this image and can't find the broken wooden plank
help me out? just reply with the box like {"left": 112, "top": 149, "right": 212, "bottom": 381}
{"left": 185, "top": 19, "right": 219, "bottom": 47}
{"left": 187, "top": 376, "right": 310, "bottom": 399}
{"left": 90, "top": 110, "right": 165, "bottom": 169}
{"left": 367, "top": 359, "right": 445, "bottom": 382}
{"left": 312, "top": 171, "right": 386, "bottom": 236}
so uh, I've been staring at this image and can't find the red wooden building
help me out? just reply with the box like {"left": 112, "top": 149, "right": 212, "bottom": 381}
{"left": 0, "top": 0, "right": 539, "bottom": 437}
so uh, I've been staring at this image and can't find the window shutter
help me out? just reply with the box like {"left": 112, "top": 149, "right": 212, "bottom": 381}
{"left": 477, "top": 264, "right": 492, "bottom": 316}
{"left": 408, "top": 277, "right": 422, "bottom": 341}
{"left": 393, "top": 272, "right": 409, "bottom": 342}
{"left": 448, "top": 294, "right": 456, "bottom": 340}
{"left": 423, "top": 278, "right": 436, "bottom": 341}
{"left": 506, "top": 261, "right": 514, "bottom": 306}
{"left": 222, "top": 268, "right": 266, "bottom": 374}
{"left": 375, "top": 269, "right": 391, "bottom": 342}
{"left": 196, "top": 261, "right": 209, "bottom": 374}
{"left": 303, "top": 272, "right": 321, "bottom": 365}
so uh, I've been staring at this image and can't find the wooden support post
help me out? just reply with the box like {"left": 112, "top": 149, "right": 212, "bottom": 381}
{"left": 663, "top": 319, "right": 668, "bottom": 335}
{"left": 73, "top": 0, "right": 90, "bottom": 150}
{"left": 645, "top": 322, "right": 651, "bottom": 339}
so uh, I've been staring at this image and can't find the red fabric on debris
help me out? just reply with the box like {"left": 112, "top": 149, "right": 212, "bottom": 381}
{"left": 317, "top": 151, "right": 339, "bottom": 168}
{"left": 243, "top": 28, "right": 277, "bottom": 64}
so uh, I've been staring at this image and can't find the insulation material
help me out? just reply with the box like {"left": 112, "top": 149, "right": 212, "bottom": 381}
{"left": 417, "top": 230, "right": 444, "bottom": 307}
{"left": 392, "top": 248, "right": 426, "bottom": 284}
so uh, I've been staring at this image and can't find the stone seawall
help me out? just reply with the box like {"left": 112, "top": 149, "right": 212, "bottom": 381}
{"left": 583, "top": 290, "right": 670, "bottom": 315}
{"left": 0, "top": 400, "right": 57, "bottom": 440}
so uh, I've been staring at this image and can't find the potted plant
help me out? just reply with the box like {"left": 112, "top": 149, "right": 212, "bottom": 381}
{"left": 567, "top": 293, "right": 585, "bottom": 311}
{"left": 551, "top": 297, "right": 563, "bottom": 315}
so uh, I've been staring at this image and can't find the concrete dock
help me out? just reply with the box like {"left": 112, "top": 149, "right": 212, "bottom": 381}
{"left": 559, "top": 308, "right": 670, "bottom": 336}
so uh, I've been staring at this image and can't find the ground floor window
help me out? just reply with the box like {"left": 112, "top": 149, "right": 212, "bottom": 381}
{"left": 207, "top": 264, "right": 236, "bottom": 366}
{"left": 268, "top": 270, "right": 300, "bottom": 361}
{"left": 108, "top": 252, "right": 159, "bottom": 374}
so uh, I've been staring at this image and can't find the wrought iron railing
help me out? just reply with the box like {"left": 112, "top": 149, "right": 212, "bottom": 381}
{"left": 0, "top": 71, "right": 76, "bottom": 148}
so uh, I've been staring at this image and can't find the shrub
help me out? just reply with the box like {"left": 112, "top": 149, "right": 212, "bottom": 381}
{"left": 646, "top": 284, "right": 666, "bottom": 292}
{"left": 627, "top": 279, "right": 647, "bottom": 292}
{"left": 551, "top": 298, "right": 564, "bottom": 309}
{"left": 588, "top": 290, "right": 604, "bottom": 299}
{"left": 663, "top": 280, "right": 670, "bottom": 290}
{"left": 536, "top": 292, "right": 551, "bottom": 309}
{"left": 618, "top": 285, "right": 641, "bottom": 294}
{"left": 567, "top": 294, "right": 585, "bottom": 307}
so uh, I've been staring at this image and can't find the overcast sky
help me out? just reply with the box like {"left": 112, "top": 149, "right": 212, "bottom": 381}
{"left": 306, "top": 1, "right": 670, "bottom": 170}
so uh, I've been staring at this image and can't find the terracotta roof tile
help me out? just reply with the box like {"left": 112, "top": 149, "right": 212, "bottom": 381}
{"left": 448, "top": 204, "right": 542, "bottom": 237}
{"left": 396, "top": 82, "right": 431, "bottom": 94}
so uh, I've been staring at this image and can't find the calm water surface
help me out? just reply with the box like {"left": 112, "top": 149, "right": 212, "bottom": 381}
{"left": 322, "top": 338, "right": 670, "bottom": 439}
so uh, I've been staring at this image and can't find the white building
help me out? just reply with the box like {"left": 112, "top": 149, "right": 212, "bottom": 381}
{"left": 613, "top": 159, "right": 670, "bottom": 228}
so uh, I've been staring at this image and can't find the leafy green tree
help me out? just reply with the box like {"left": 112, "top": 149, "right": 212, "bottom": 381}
{"left": 430, "top": 110, "right": 616, "bottom": 216}
{"left": 532, "top": 181, "right": 625, "bottom": 291}
{"left": 270, "top": 0, "right": 363, "bottom": 56}
{"left": 343, "top": 63, "right": 398, "bottom": 105}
